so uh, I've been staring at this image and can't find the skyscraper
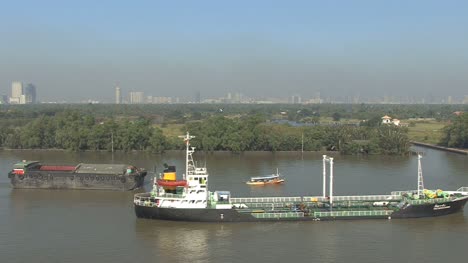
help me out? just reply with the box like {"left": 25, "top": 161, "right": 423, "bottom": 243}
{"left": 129, "top": 91, "right": 144, "bottom": 104}
{"left": 24, "top": 83, "right": 37, "bottom": 104}
{"left": 11, "top": 81, "right": 23, "bottom": 98}
{"left": 9, "top": 81, "right": 37, "bottom": 104}
{"left": 291, "top": 94, "right": 302, "bottom": 104}
{"left": 115, "top": 86, "right": 121, "bottom": 104}
{"left": 10, "top": 81, "right": 23, "bottom": 104}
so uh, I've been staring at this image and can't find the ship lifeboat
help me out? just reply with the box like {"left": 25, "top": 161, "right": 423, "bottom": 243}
{"left": 156, "top": 179, "right": 188, "bottom": 187}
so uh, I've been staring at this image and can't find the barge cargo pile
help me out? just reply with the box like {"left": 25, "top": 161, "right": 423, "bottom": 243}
{"left": 9, "top": 161, "right": 147, "bottom": 191}
{"left": 134, "top": 133, "right": 468, "bottom": 222}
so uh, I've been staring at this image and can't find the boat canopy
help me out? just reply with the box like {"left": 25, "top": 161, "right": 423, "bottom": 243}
{"left": 250, "top": 174, "right": 280, "bottom": 181}
{"left": 13, "top": 161, "right": 40, "bottom": 169}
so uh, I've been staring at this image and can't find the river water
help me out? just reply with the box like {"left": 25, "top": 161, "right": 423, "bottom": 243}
{"left": 0, "top": 147, "right": 467, "bottom": 263}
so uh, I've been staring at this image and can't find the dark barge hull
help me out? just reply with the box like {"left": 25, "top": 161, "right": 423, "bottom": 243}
{"left": 134, "top": 198, "right": 468, "bottom": 222}
{"left": 8, "top": 171, "right": 147, "bottom": 191}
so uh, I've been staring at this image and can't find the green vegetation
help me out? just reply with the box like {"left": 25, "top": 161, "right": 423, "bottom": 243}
{"left": 1, "top": 103, "right": 465, "bottom": 154}
{"left": 406, "top": 121, "right": 446, "bottom": 145}
{"left": 0, "top": 110, "right": 167, "bottom": 152}
{"left": 440, "top": 114, "right": 468, "bottom": 148}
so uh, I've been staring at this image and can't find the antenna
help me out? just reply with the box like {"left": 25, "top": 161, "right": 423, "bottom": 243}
{"left": 178, "top": 132, "right": 195, "bottom": 177}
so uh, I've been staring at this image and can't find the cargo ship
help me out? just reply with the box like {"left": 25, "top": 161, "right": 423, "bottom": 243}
{"left": 8, "top": 161, "right": 147, "bottom": 191}
{"left": 134, "top": 133, "right": 468, "bottom": 222}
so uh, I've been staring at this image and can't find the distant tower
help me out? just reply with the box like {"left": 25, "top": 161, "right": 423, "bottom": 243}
{"left": 115, "top": 86, "right": 121, "bottom": 104}
{"left": 11, "top": 81, "right": 23, "bottom": 98}
{"left": 10, "top": 81, "right": 23, "bottom": 104}
{"left": 291, "top": 94, "right": 302, "bottom": 104}
{"left": 24, "top": 83, "right": 37, "bottom": 104}
{"left": 195, "top": 91, "right": 201, "bottom": 103}
{"left": 129, "top": 91, "right": 144, "bottom": 104}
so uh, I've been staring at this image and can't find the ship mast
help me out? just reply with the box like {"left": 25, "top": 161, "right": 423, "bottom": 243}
{"left": 179, "top": 132, "right": 195, "bottom": 178}
{"left": 417, "top": 153, "right": 424, "bottom": 198}
{"left": 322, "top": 155, "right": 334, "bottom": 205}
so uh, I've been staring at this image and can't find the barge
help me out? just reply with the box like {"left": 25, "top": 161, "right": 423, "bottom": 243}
{"left": 9, "top": 161, "right": 147, "bottom": 191}
{"left": 134, "top": 133, "right": 468, "bottom": 222}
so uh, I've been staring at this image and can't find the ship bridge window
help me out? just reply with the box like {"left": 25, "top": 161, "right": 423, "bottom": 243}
{"left": 215, "top": 191, "right": 231, "bottom": 202}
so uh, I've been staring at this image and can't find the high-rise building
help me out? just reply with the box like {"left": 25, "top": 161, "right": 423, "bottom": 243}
{"left": 129, "top": 91, "right": 144, "bottom": 104}
{"left": 9, "top": 82, "right": 37, "bottom": 104}
{"left": 115, "top": 86, "right": 121, "bottom": 104}
{"left": 291, "top": 94, "right": 302, "bottom": 104}
{"left": 10, "top": 81, "right": 23, "bottom": 104}
{"left": 11, "top": 81, "right": 23, "bottom": 98}
{"left": 24, "top": 83, "right": 37, "bottom": 104}
{"left": 0, "top": 95, "right": 7, "bottom": 104}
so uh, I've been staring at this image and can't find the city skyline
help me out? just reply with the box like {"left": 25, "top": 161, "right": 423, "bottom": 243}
{"left": 1, "top": 80, "right": 468, "bottom": 105}
{"left": 1, "top": 1, "right": 468, "bottom": 101}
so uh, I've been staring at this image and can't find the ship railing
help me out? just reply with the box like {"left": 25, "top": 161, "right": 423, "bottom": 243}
{"left": 304, "top": 195, "right": 401, "bottom": 202}
{"left": 333, "top": 195, "right": 402, "bottom": 201}
{"left": 230, "top": 196, "right": 302, "bottom": 203}
{"left": 251, "top": 212, "right": 305, "bottom": 219}
{"left": 392, "top": 189, "right": 455, "bottom": 196}
{"left": 391, "top": 190, "right": 415, "bottom": 195}
{"left": 314, "top": 210, "right": 393, "bottom": 218}
{"left": 406, "top": 197, "right": 451, "bottom": 205}
{"left": 456, "top": 187, "right": 468, "bottom": 193}
{"left": 239, "top": 202, "right": 291, "bottom": 208}
{"left": 133, "top": 195, "right": 158, "bottom": 207}
{"left": 158, "top": 193, "right": 185, "bottom": 199}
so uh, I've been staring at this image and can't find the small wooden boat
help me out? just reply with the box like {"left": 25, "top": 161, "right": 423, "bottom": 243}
{"left": 246, "top": 169, "right": 285, "bottom": 186}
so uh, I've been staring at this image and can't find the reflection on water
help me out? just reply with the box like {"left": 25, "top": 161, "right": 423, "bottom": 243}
{"left": 135, "top": 220, "right": 234, "bottom": 262}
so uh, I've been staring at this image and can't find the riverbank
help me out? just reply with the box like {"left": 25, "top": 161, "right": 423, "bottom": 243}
{"left": 411, "top": 141, "right": 468, "bottom": 155}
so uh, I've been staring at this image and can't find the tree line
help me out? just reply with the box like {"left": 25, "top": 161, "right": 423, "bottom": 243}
{"left": 0, "top": 110, "right": 410, "bottom": 155}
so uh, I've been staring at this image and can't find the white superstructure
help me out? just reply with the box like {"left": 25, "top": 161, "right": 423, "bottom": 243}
{"left": 151, "top": 132, "right": 212, "bottom": 209}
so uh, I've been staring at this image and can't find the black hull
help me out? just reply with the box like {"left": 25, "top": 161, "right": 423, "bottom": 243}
{"left": 8, "top": 171, "right": 146, "bottom": 191}
{"left": 391, "top": 198, "right": 468, "bottom": 218}
{"left": 134, "top": 198, "right": 468, "bottom": 222}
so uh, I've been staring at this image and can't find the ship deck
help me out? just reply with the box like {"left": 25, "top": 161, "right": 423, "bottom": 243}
{"left": 135, "top": 191, "right": 468, "bottom": 221}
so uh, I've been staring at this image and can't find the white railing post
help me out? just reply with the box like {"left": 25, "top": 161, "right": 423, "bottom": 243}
{"left": 323, "top": 155, "right": 335, "bottom": 207}
{"left": 322, "top": 155, "right": 327, "bottom": 198}
{"left": 329, "top": 157, "right": 334, "bottom": 206}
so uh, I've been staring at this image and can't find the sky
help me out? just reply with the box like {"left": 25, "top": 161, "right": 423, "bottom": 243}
{"left": 1, "top": 0, "right": 468, "bottom": 102}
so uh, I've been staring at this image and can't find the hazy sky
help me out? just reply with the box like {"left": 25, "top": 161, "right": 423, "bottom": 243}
{"left": 1, "top": 0, "right": 467, "bottom": 102}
